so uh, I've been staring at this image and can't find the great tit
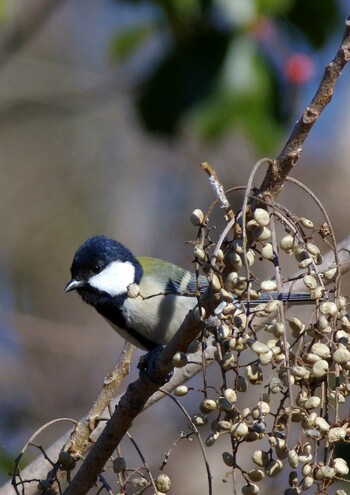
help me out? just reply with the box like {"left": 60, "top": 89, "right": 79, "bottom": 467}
{"left": 65, "top": 235, "right": 312, "bottom": 350}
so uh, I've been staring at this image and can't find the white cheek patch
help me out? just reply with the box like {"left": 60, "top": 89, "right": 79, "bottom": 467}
{"left": 89, "top": 260, "right": 135, "bottom": 296}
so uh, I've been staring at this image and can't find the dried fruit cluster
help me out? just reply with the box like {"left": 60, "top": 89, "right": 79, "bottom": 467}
{"left": 180, "top": 199, "right": 349, "bottom": 495}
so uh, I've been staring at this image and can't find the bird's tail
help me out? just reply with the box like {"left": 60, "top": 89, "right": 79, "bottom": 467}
{"left": 256, "top": 291, "right": 314, "bottom": 305}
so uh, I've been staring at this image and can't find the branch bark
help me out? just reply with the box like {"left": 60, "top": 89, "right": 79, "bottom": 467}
{"left": 62, "top": 306, "right": 205, "bottom": 495}
{"left": 64, "top": 343, "right": 136, "bottom": 458}
{"left": 258, "top": 15, "right": 350, "bottom": 200}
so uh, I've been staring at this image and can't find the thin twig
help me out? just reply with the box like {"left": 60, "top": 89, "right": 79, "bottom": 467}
{"left": 12, "top": 418, "right": 78, "bottom": 494}
{"left": 126, "top": 432, "right": 157, "bottom": 494}
{"left": 201, "top": 162, "right": 234, "bottom": 220}
{"left": 159, "top": 390, "right": 213, "bottom": 495}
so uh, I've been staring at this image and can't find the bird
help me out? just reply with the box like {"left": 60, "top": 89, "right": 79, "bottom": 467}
{"left": 65, "top": 235, "right": 313, "bottom": 351}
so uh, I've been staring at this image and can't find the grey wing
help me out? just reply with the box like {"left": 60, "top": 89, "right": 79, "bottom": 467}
{"left": 255, "top": 291, "right": 314, "bottom": 304}
{"left": 166, "top": 263, "right": 313, "bottom": 304}
{"left": 184, "top": 272, "right": 209, "bottom": 294}
{"left": 183, "top": 276, "right": 313, "bottom": 304}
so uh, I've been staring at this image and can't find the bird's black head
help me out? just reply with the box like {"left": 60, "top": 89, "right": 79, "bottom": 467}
{"left": 65, "top": 236, "right": 143, "bottom": 306}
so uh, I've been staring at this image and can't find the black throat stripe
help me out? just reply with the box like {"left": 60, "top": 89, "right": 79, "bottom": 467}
{"left": 95, "top": 301, "right": 158, "bottom": 351}
{"left": 124, "top": 327, "right": 159, "bottom": 351}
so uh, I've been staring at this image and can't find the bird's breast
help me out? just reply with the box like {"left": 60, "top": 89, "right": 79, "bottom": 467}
{"left": 122, "top": 290, "right": 197, "bottom": 347}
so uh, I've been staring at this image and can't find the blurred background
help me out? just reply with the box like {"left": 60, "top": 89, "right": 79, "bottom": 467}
{"left": 0, "top": 0, "right": 350, "bottom": 492}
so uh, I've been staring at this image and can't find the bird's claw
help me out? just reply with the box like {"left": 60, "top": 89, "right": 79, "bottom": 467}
{"left": 137, "top": 346, "right": 173, "bottom": 384}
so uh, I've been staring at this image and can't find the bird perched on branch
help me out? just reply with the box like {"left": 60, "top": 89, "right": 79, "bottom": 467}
{"left": 65, "top": 235, "right": 312, "bottom": 350}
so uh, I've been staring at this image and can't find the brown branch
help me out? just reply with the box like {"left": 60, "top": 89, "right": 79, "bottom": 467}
{"left": 258, "top": 15, "right": 350, "bottom": 200}
{"left": 62, "top": 305, "right": 205, "bottom": 495}
{"left": 4, "top": 235, "right": 350, "bottom": 494}
{"left": 64, "top": 342, "right": 136, "bottom": 458}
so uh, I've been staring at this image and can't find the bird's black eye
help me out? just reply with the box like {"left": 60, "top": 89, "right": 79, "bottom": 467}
{"left": 92, "top": 264, "right": 102, "bottom": 274}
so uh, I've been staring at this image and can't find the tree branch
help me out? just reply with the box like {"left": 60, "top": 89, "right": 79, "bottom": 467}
{"left": 62, "top": 305, "right": 205, "bottom": 495}
{"left": 258, "top": 15, "right": 350, "bottom": 199}
{"left": 64, "top": 342, "right": 136, "bottom": 458}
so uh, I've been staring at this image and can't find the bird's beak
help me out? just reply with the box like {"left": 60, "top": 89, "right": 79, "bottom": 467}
{"left": 65, "top": 279, "right": 84, "bottom": 292}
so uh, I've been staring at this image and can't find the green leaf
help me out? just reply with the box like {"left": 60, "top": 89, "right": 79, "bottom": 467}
{"left": 188, "top": 38, "right": 285, "bottom": 152}
{"left": 256, "top": 0, "right": 292, "bottom": 15}
{"left": 0, "top": 449, "right": 16, "bottom": 476}
{"left": 286, "top": 0, "right": 341, "bottom": 48}
{"left": 137, "top": 27, "right": 230, "bottom": 134}
{"left": 170, "top": 0, "right": 201, "bottom": 18}
{"left": 110, "top": 24, "right": 156, "bottom": 62}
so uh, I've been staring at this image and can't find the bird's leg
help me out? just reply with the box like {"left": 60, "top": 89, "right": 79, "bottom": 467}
{"left": 137, "top": 346, "right": 173, "bottom": 384}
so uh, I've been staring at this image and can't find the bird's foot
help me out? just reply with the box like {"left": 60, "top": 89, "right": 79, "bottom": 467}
{"left": 137, "top": 346, "right": 173, "bottom": 385}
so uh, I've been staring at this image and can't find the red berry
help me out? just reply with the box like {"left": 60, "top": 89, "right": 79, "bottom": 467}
{"left": 284, "top": 53, "right": 314, "bottom": 84}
